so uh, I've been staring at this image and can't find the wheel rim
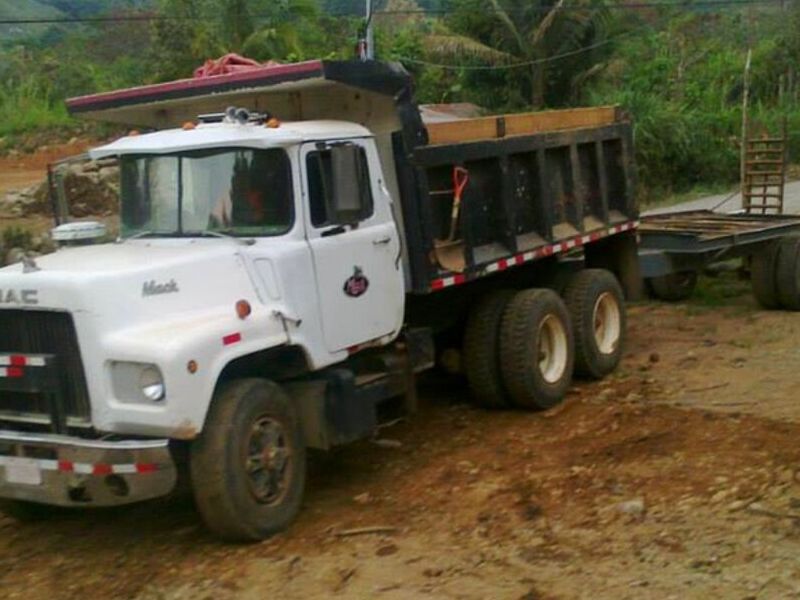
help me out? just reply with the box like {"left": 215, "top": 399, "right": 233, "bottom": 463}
{"left": 593, "top": 291, "right": 621, "bottom": 355}
{"left": 243, "top": 415, "right": 292, "bottom": 505}
{"left": 537, "top": 314, "right": 568, "bottom": 384}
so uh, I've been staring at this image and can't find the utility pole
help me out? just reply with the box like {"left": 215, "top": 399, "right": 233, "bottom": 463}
{"left": 365, "top": 0, "right": 375, "bottom": 60}
{"left": 740, "top": 48, "right": 752, "bottom": 211}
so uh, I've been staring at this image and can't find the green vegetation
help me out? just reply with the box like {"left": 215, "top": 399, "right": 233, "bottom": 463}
{"left": 2, "top": 1, "right": 800, "bottom": 202}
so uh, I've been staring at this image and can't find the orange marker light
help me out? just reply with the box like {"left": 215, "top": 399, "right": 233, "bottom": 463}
{"left": 182, "top": 121, "right": 196, "bottom": 130}
{"left": 128, "top": 130, "right": 140, "bottom": 137}
{"left": 187, "top": 360, "right": 198, "bottom": 374}
{"left": 266, "top": 117, "right": 281, "bottom": 129}
{"left": 236, "top": 300, "right": 252, "bottom": 320}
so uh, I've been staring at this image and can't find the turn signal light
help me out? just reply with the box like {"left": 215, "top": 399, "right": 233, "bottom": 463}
{"left": 236, "top": 300, "right": 252, "bottom": 319}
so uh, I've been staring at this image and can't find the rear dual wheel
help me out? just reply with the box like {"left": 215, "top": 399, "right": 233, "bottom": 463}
{"left": 647, "top": 271, "right": 698, "bottom": 302}
{"left": 499, "top": 289, "right": 575, "bottom": 410}
{"left": 462, "top": 269, "right": 625, "bottom": 410}
{"left": 463, "top": 288, "right": 575, "bottom": 410}
{"left": 775, "top": 237, "right": 800, "bottom": 310}
{"left": 563, "top": 269, "right": 626, "bottom": 379}
{"left": 750, "top": 236, "right": 800, "bottom": 311}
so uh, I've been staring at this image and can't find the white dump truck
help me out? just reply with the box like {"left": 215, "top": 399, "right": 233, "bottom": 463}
{"left": 0, "top": 60, "right": 640, "bottom": 541}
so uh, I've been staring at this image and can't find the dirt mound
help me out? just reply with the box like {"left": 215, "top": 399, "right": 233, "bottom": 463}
{"left": 0, "top": 158, "right": 118, "bottom": 219}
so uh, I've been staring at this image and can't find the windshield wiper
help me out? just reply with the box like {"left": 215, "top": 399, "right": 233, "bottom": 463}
{"left": 120, "top": 230, "right": 159, "bottom": 241}
{"left": 184, "top": 230, "right": 256, "bottom": 246}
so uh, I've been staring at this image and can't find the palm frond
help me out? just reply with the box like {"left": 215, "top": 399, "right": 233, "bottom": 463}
{"left": 424, "top": 34, "right": 517, "bottom": 64}
{"left": 488, "top": 0, "right": 527, "bottom": 57}
{"left": 531, "top": 0, "right": 566, "bottom": 46}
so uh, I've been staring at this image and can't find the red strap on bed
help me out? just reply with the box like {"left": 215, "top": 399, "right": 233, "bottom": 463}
{"left": 193, "top": 54, "right": 282, "bottom": 78}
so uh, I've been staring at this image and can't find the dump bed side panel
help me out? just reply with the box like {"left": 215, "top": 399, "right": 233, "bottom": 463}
{"left": 398, "top": 120, "right": 639, "bottom": 293}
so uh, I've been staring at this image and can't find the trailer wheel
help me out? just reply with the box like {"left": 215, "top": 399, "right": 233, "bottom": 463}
{"left": 647, "top": 271, "right": 698, "bottom": 302}
{"left": 564, "top": 269, "right": 626, "bottom": 379}
{"left": 500, "top": 289, "right": 574, "bottom": 410}
{"left": 462, "top": 289, "right": 514, "bottom": 408}
{"left": 191, "top": 378, "right": 306, "bottom": 542}
{"left": 776, "top": 236, "right": 800, "bottom": 310}
{"left": 750, "top": 242, "right": 781, "bottom": 309}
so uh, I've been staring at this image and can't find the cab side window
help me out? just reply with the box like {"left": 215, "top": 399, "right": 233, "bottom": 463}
{"left": 306, "top": 144, "right": 374, "bottom": 228}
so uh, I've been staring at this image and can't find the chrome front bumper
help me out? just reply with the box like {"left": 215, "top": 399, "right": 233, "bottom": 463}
{"left": 0, "top": 430, "right": 177, "bottom": 507}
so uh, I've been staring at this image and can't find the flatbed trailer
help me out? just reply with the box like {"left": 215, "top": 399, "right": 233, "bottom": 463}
{"left": 639, "top": 210, "right": 800, "bottom": 306}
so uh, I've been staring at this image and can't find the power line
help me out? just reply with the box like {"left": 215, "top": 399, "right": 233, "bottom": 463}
{"left": 0, "top": 0, "right": 786, "bottom": 26}
{"left": 373, "top": 0, "right": 784, "bottom": 15}
{"left": 396, "top": 35, "right": 626, "bottom": 71}
{"left": 394, "top": 9, "right": 694, "bottom": 72}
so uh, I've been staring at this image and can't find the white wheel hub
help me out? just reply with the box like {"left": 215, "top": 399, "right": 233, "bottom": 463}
{"left": 593, "top": 292, "right": 621, "bottom": 355}
{"left": 537, "top": 314, "right": 568, "bottom": 384}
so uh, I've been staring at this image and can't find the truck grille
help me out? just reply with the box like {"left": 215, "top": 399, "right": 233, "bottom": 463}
{"left": 0, "top": 310, "right": 91, "bottom": 428}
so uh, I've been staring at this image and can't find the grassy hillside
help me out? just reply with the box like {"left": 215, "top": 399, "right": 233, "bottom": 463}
{"left": 0, "top": 0, "right": 64, "bottom": 40}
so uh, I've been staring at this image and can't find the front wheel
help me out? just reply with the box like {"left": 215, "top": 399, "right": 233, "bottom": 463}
{"left": 191, "top": 379, "right": 306, "bottom": 542}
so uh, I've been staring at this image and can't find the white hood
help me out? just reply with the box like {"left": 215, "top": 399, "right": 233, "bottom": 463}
{"left": 0, "top": 239, "right": 258, "bottom": 326}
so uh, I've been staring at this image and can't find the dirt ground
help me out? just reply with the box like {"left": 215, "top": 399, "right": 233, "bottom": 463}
{"left": 0, "top": 276, "right": 797, "bottom": 599}
{"left": 2, "top": 151, "right": 800, "bottom": 599}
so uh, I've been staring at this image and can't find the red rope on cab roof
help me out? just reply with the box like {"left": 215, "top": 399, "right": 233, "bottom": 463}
{"left": 193, "top": 53, "right": 282, "bottom": 78}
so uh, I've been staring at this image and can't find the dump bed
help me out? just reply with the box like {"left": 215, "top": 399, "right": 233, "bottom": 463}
{"left": 67, "top": 60, "right": 639, "bottom": 294}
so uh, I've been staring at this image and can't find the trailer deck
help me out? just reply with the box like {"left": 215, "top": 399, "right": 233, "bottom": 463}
{"left": 638, "top": 210, "right": 800, "bottom": 298}
{"left": 639, "top": 210, "right": 800, "bottom": 253}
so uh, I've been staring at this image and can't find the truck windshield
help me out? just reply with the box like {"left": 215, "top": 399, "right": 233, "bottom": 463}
{"left": 119, "top": 148, "right": 293, "bottom": 238}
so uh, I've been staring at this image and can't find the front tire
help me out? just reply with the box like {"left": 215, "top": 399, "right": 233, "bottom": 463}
{"left": 499, "top": 289, "right": 574, "bottom": 410}
{"left": 191, "top": 379, "right": 306, "bottom": 542}
{"left": 564, "top": 269, "right": 626, "bottom": 379}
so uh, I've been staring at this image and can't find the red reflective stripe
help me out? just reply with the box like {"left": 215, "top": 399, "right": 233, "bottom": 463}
{"left": 136, "top": 463, "right": 157, "bottom": 474}
{"left": 223, "top": 333, "right": 242, "bottom": 346}
{"left": 453, "top": 274, "right": 466, "bottom": 285}
{"left": 93, "top": 464, "right": 113, "bottom": 475}
{"left": 58, "top": 460, "right": 74, "bottom": 472}
{"left": 430, "top": 279, "right": 445, "bottom": 290}
{"left": 10, "top": 356, "right": 25, "bottom": 367}
{"left": 6, "top": 367, "right": 23, "bottom": 378}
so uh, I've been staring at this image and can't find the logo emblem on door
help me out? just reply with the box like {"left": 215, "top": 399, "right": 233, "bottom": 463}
{"left": 343, "top": 266, "right": 369, "bottom": 298}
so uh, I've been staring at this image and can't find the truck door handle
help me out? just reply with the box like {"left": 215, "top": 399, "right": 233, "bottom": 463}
{"left": 373, "top": 236, "right": 392, "bottom": 245}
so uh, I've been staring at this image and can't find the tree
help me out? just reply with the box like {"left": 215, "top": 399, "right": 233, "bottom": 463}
{"left": 150, "top": 0, "right": 321, "bottom": 80}
{"left": 426, "top": 0, "right": 611, "bottom": 108}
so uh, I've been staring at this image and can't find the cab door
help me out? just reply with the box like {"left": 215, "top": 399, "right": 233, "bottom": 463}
{"left": 302, "top": 140, "right": 404, "bottom": 353}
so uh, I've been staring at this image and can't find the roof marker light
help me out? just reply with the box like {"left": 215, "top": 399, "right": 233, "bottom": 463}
{"left": 182, "top": 121, "right": 196, "bottom": 130}
{"left": 266, "top": 117, "right": 281, "bottom": 129}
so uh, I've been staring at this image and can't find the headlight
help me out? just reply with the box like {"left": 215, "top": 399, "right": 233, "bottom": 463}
{"left": 140, "top": 366, "right": 165, "bottom": 402}
{"left": 110, "top": 362, "right": 166, "bottom": 405}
